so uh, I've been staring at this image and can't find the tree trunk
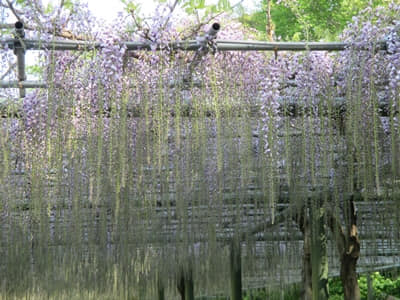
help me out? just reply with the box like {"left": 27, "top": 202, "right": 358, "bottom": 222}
{"left": 230, "top": 238, "right": 242, "bottom": 300}
{"left": 340, "top": 250, "right": 361, "bottom": 300}
{"left": 302, "top": 219, "right": 313, "bottom": 300}
{"left": 341, "top": 200, "right": 361, "bottom": 300}
{"left": 264, "top": 0, "right": 273, "bottom": 41}
{"left": 311, "top": 207, "right": 329, "bottom": 300}
{"left": 328, "top": 196, "right": 361, "bottom": 300}
{"left": 298, "top": 206, "right": 329, "bottom": 300}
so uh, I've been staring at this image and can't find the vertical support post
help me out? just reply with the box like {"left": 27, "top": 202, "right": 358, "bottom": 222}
{"left": 14, "top": 21, "right": 26, "bottom": 98}
{"left": 230, "top": 237, "right": 242, "bottom": 300}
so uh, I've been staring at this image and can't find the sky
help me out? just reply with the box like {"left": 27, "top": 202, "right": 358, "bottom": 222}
{"left": 86, "top": 0, "right": 127, "bottom": 22}
{"left": 37, "top": 0, "right": 164, "bottom": 25}
{"left": 84, "top": 0, "right": 256, "bottom": 23}
{"left": 4, "top": 0, "right": 256, "bottom": 24}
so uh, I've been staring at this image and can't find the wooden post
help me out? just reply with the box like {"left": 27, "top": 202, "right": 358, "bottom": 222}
{"left": 230, "top": 237, "right": 242, "bottom": 300}
{"left": 13, "top": 21, "right": 26, "bottom": 98}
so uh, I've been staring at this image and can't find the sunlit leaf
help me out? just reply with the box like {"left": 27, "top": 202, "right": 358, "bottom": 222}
{"left": 45, "top": 2, "right": 54, "bottom": 14}
{"left": 64, "top": 0, "right": 74, "bottom": 11}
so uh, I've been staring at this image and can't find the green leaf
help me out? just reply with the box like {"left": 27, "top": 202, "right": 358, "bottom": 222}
{"left": 217, "top": 0, "right": 231, "bottom": 11}
{"left": 120, "top": 0, "right": 141, "bottom": 13}
{"left": 193, "top": 0, "right": 205, "bottom": 9}
{"left": 206, "top": 4, "right": 217, "bottom": 14}
{"left": 26, "top": 65, "right": 43, "bottom": 76}
{"left": 128, "top": 2, "right": 140, "bottom": 12}
{"left": 64, "top": 0, "right": 74, "bottom": 11}
{"left": 45, "top": 2, "right": 54, "bottom": 14}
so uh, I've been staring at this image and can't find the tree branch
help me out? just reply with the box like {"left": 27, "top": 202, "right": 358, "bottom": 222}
{"left": 56, "top": 0, "right": 65, "bottom": 23}
{"left": 5, "top": 0, "right": 22, "bottom": 22}
{"left": 0, "top": 62, "right": 17, "bottom": 80}
{"left": 29, "top": 0, "right": 45, "bottom": 18}
{"left": 161, "top": 0, "right": 179, "bottom": 31}
{"left": 3, "top": 0, "right": 87, "bottom": 40}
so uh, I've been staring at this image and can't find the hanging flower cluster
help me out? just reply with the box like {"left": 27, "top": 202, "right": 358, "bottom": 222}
{"left": 260, "top": 58, "right": 284, "bottom": 155}
{"left": 337, "top": 4, "right": 400, "bottom": 103}
{"left": 2, "top": 0, "right": 400, "bottom": 166}
{"left": 97, "top": 31, "right": 127, "bottom": 110}
{"left": 386, "top": 19, "right": 400, "bottom": 105}
{"left": 21, "top": 90, "right": 48, "bottom": 142}
{"left": 292, "top": 52, "right": 335, "bottom": 110}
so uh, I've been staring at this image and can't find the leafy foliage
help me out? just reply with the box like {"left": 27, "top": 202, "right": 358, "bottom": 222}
{"left": 239, "top": 0, "right": 393, "bottom": 40}
{"left": 329, "top": 272, "right": 400, "bottom": 299}
{"left": 242, "top": 285, "right": 301, "bottom": 299}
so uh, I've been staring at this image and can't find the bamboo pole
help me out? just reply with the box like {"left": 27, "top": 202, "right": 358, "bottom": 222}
{"left": 0, "top": 38, "right": 388, "bottom": 52}
{"left": 0, "top": 80, "right": 47, "bottom": 88}
{"left": 13, "top": 21, "right": 26, "bottom": 97}
{"left": 216, "top": 40, "right": 387, "bottom": 51}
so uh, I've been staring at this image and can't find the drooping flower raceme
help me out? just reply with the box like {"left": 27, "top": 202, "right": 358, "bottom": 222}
{"left": 260, "top": 58, "right": 284, "bottom": 155}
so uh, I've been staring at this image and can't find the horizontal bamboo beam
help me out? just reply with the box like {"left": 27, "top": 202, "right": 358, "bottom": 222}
{"left": 0, "top": 38, "right": 388, "bottom": 52}
{"left": 216, "top": 40, "right": 387, "bottom": 51}
{"left": 0, "top": 80, "right": 47, "bottom": 88}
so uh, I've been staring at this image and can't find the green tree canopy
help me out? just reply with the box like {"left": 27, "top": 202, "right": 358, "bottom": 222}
{"left": 239, "top": 0, "right": 392, "bottom": 41}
